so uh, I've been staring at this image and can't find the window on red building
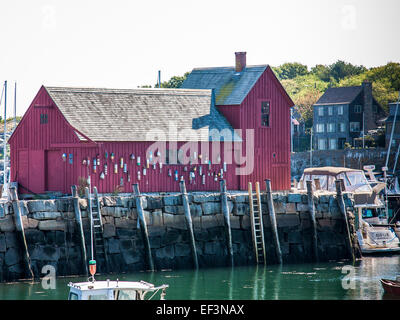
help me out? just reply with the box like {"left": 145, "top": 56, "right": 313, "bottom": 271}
{"left": 261, "top": 101, "right": 270, "bottom": 127}
{"left": 40, "top": 114, "right": 48, "bottom": 124}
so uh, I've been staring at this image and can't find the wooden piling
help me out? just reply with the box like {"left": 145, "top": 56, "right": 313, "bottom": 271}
{"left": 335, "top": 179, "right": 355, "bottom": 262}
{"left": 314, "top": 178, "right": 321, "bottom": 190}
{"left": 306, "top": 180, "right": 319, "bottom": 262}
{"left": 265, "top": 179, "right": 282, "bottom": 265}
{"left": 133, "top": 184, "right": 154, "bottom": 271}
{"left": 71, "top": 185, "right": 88, "bottom": 276}
{"left": 9, "top": 186, "right": 34, "bottom": 280}
{"left": 179, "top": 180, "right": 199, "bottom": 269}
{"left": 220, "top": 179, "right": 234, "bottom": 267}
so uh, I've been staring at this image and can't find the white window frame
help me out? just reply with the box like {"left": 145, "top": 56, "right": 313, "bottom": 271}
{"left": 318, "top": 138, "right": 327, "bottom": 150}
{"left": 316, "top": 123, "right": 325, "bottom": 133}
{"left": 337, "top": 105, "right": 344, "bottom": 115}
{"left": 327, "top": 123, "right": 336, "bottom": 133}
{"left": 328, "top": 106, "right": 333, "bottom": 116}
{"left": 318, "top": 107, "right": 324, "bottom": 117}
{"left": 339, "top": 122, "right": 346, "bottom": 132}
{"left": 354, "top": 105, "right": 362, "bottom": 113}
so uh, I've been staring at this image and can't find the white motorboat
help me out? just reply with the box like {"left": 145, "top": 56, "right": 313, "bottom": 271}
{"left": 68, "top": 185, "right": 169, "bottom": 300}
{"left": 297, "top": 166, "right": 400, "bottom": 254}
{"left": 68, "top": 278, "right": 168, "bottom": 300}
{"left": 356, "top": 214, "right": 400, "bottom": 254}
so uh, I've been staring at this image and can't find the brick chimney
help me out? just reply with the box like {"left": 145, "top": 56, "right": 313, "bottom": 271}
{"left": 362, "top": 80, "right": 374, "bottom": 131}
{"left": 235, "top": 52, "right": 246, "bottom": 72}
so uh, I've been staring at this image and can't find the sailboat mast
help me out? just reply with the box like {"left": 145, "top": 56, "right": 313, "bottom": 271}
{"left": 3, "top": 81, "right": 7, "bottom": 196}
{"left": 14, "top": 82, "right": 16, "bottom": 131}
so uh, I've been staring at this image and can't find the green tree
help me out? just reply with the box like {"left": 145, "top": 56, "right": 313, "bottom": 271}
{"left": 310, "top": 64, "right": 331, "bottom": 82}
{"left": 158, "top": 72, "right": 190, "bottom": 88}
{"left": 328, "top": 60, "right": 367, "bottom": 82}
{"left": 273, "top": 63, "right": 309, "bottom": 80}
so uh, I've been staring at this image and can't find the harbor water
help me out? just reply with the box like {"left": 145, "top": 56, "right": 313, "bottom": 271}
{"left": 0, "top": 256, "right": 399, "bottom": 300}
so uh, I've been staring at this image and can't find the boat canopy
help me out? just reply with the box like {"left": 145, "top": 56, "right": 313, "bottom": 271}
{"left": 299, "top": 166, "right": 372, "bottom": 193}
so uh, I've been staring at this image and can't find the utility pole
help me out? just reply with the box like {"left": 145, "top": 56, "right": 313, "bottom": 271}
{"left": 3, "top": 81, "right": 7, "bottom": 198}
{"left": 14, "top": 82, "right": 17, "bottom": 131}
{"left": 386, "top": 91, "right": 400, "bottom": 168}
{"left": 310, "top": 127, "right": 313, "bottom": 166}
{"left": 290, "top": 107, "right": 294, "bottom": 153}
{"left": 362, "top": 111, "right": 365, "bottom": 149}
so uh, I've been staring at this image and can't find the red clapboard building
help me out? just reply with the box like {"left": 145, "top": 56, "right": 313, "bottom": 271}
{"left": 9, "top": 52, "right": 294, "bottom": 194}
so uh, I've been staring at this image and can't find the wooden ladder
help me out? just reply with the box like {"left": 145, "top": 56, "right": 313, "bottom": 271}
{"left": 248, "top": 182, "right": 266, "bottom": 265}
{"left": 87, "top": 187, "right": 110, "bottom": 274}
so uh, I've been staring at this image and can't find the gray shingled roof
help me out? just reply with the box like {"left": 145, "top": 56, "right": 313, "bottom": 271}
{"left": 180, "top": 65, "right": 267, "bottom": 105}
{"left": 314, "top": 86, "right": 363, "bottom": 105}
{"left": 45, "top": 86, "right": 241, "bottom": 142}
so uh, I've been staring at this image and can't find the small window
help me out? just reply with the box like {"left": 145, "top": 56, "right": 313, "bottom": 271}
{"left": 339, "top": 123, "right": 346, "bottom": 132}
{"left": 350, "top": 122, "right": 360, "bottom": 132}
{"left": 316, "top": 123, "right": 325, "bottom": 133}
{"left": 337, "top": 105, "right": 344, "bottom": 115}
{"left": 373, "top": 105, "right": 378, "bottom": 113}
{"left": 68, "top": 292, "right": 79, "bottom": 300}
{"left": 318, "top": 107, "right": 324, "bottom": 117}
{"left": 329, "top": 138, "right": 337, "bottom": 150}
{"left": 40, "top": 114, "right": 48, "bottom": 124}
{"left": 327, "top": 123, "right": 335, "bottom": 133}
{"left": 261, "top": 101, "right": 270, "bottom": 127}
{"left": 354, "top": 105, "right": 362, "bottom": 113}
{"left": 318, "top": 138, "right": 327, "bottom": 150}
{"left": 328, "top": 106, "right": 333, "bottom": 116}
{"left": 165, "top": 149, "right": 183, "bottom": 165}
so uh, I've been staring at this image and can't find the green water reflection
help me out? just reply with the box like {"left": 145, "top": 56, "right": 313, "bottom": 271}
{"left": 0, "top": 256, "right": 399, "bottom": 300}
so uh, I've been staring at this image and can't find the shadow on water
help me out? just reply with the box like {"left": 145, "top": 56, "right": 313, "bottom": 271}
{"left": 0, "top": 256, "right": 399, "bottom": 300}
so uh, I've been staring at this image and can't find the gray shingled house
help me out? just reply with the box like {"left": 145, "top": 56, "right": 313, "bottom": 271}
{"left": 313, "top": 81, "right": 386, "bottom": 150}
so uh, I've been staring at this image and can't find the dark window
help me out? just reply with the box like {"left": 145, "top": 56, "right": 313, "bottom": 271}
{"left": 261, "top": 101, "right": 270, "bottom": 127}
{"left": 40, "top": 114, "right": 48, "bottom": 124}
{"left": 354, "top": 105, "right": 362, "bottom": 113}
{"left": 165, "top": 149, "right": 183, "bottom": 165}
{"left": 373, "top": 105, "right": 378, "bottom": 113}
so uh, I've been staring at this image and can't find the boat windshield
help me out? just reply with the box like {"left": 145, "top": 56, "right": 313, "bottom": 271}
{"left": 299, "top": 170, "right": 372, "bottom": 193}
{"left": 345, "top": 171, "right": 371, "bottom": 192}
{"left": 114, "top": 289, "right": 137, "bottom": 300}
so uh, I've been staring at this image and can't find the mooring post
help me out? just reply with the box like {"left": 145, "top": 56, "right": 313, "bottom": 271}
{"left": 220, "top": 179, "right": 234, "bottom": 267}
{"left": 179, "top": 180, "right": 199, "bottom": 269}
{"left": 306, "top": 180, "right": 319, "bottom": 262}
{"left": 314, "top": 178, "right": 321, "bottom": 191}
{"left": 133, "top": 184, "right": 154, "bottom": 271}
{"left": 335, "top": 179, "right": 355, "bottom": 262}
{"left": 71, "top": 185, "right": 89, "bottom": 276}
{"left": 9, "top": 186, "right": 34, "bottom": 280}
{"left": 265, "top": 179, "right": 282, "bottom": 265}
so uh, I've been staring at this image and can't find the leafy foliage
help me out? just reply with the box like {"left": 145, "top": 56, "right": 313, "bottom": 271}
{"left": 159, "top": 72, "right": 190, "bottom": 88}
{"left": 272, "top": 63, "right": 309, "bottom": 80}
{"left": 273, "top": 61, "right": 400, "bottom": 128}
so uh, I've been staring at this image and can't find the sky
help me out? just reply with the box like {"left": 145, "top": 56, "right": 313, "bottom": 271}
{"left": 0, "top": 0, "right": 399, "bottom": 117}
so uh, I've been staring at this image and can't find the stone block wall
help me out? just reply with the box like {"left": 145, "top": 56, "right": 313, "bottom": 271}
{"left": 0, "top": 190, "right": 357, "bottom": 282}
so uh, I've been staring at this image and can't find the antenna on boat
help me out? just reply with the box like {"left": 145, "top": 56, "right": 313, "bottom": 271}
{"left": 87, "top": 175, "right": 97, "bottom": 282}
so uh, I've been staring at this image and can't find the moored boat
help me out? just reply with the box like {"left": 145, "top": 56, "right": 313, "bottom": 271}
{"left": 67, "top": 185, "right": 169, "bottom": 300}
{"left": 297, "top": 166, "right": 400, "bottom": 254}
{"left": 381, "top": 277, "right": 400, "bottom": 296}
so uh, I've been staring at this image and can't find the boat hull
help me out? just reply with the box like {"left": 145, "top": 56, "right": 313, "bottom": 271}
{"left": 381, "top": 279, "right": 400, "bottom": 296}
{"left": 361, "top": 247, "right": 400, "bottom": 254}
